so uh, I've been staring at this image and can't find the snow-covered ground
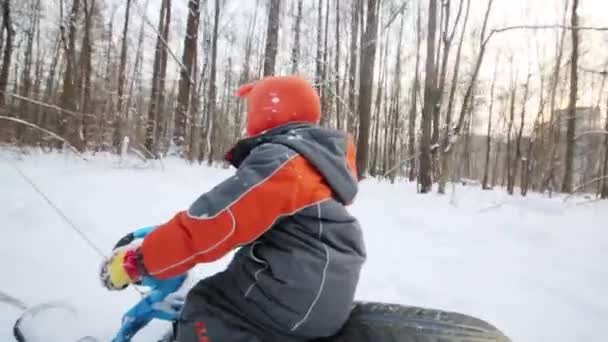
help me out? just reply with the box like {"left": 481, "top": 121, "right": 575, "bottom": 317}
{"left": 1, "top": 149, "right": 607, "bottom": 341}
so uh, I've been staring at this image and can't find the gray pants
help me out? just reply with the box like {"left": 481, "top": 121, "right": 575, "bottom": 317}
{"left": 173, "top": 281, "right": 302, "bottom": 342}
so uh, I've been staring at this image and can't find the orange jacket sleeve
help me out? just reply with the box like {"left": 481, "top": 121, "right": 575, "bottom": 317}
{"left": 140, "top": 144, "right": 332, "bottom": 279}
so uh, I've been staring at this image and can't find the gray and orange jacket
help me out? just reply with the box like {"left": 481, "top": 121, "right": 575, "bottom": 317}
{"left": 139, "top": 123, "right": 366, "bottom": 338}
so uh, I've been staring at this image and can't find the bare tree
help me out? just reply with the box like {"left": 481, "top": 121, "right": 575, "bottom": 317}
{"left": 388, "top": 14, "right": 405, "bottom": 183}
{"left": 59, "top": 0, "right": 81, "bottom": 150}
{"left": 113, "top": 0, "right": 132, "bottom": 151}
{"left": 561, "top": 0, "right": 579, "bottom": 193}
{"left": 482, "top": 56, "right": 499, "bottom": 190}
{"left": 334, "top": 0, "right": 342, "bottom": 130}
{"left": 173, "top": 0, "right": 201, "bottom": 152}
{"left": 145, "top": 0, "right": 171, "bottom": 156}
{"left": 290, "top": 0, "right": 303, "bottom": 74}
{"left": 408, "top": 2, "right": 422, "bottom": 182}
{"left": 347, "top": 0, "right": 361, "bottom": 137}
{"left": 314, "top": 0, "right": 324, "bottom": 96}
{"left": 419, "top": 0, "right": 439, "bottom": 193}
{"left": 513, "top": 70, "right": 531, "bottom": 194}
{"left": 506, "top": 67, "right": 517, "bottom": 195}
{"left": 438, "top": 0, "right": 490, "bottom": 194}
{"left": 601, "top": 100, "right": 608, "bottom": 199}
{"left": 204, "top": 0, "right": 220, "bottom": 164}
{"left": 355, "top": 0, "right": 379, "bottom": 178}
{"left": 432, "top": 0, "right": 465, "bottom": 166}
{"left": 0, "top": 0, "right": 14, "bottom": 107}
{"left": 79, "top": 0, "right": 95, "bottom": 148}
{"left": 262, "top": 0, "right": 280, "bottom": 77}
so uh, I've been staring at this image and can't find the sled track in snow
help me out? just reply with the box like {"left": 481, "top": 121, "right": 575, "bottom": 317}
{"left": 12, "top": 302, "right": 100, "bottom": 342}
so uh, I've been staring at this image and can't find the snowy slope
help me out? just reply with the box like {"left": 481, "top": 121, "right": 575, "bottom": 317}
{"left": 1, "top": 149, "right": 607, "bottom": 342}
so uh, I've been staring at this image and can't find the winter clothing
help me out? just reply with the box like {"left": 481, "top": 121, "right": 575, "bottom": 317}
{"left": 237, "top": 76, "right": 322, "bottom": 136}
{"left": 121, "top": 75, "right": 365, "bottom": 341}
{"left": 137, "top": 121, "right": 365, "bottom": 341}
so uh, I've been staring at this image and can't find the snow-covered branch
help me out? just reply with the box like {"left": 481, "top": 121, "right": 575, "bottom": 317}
{"left": 0, "top": 116, "right": 83, "bottom": 156}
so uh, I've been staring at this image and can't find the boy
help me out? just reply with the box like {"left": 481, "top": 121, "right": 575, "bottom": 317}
{"left": 101, "top": 75, "right": 366, "bottom": 341}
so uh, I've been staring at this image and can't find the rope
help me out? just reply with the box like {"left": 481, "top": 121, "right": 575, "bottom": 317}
{"left": 8, "top": 161, "right": 105, "bottom": 257}
{"left": 6, "top": 157, "right": 146, "bottom": 296}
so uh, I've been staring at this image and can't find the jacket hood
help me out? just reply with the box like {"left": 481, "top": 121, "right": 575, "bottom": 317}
{"left": 226, "top": 123, "right": 358, "bottom": 205}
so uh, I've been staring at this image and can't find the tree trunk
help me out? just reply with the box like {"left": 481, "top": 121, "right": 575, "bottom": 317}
{"left": 408, "top": 3, "right": 422, "bottom": 182}
{"left": 113, "top": 0, "right": 132, "bottom": 151}
{"left": 17, "top": 0, "right": 37, "bottom": 142}
{"left": 514, "top": 71, "right": 531, "bottom": 194}
{"left": 334, "top": 0, "right": 342, "bottom": 130}
{"left": 438, "top": 0, "right": 487, "bottom": 194}
{"left": 419, "top": 0, "right": 439, "bottom": 193}
{"left": 205, "top": 0, "right": 220, "bottom": 164}
{"left": 482, "top": 57, "right": 499, "bottom": 190}
{"left": 347, "top": 0, "right": 361, "bottom": 136}
{"left": 431, "top": 0, "right": 464, "bottom": 177}
{"left": 355, "top": 0, "right": 379, "bottom": 179}
{"left": 146, "top": 0, "right": 171, "bottom": 157}
{"left": 314, "top": 0, "right": 324, "bottom": 97}
{"left": 543, "top": 0, "right": 570, "bottom": 193}
{"left": 561, "top": 0, "right": 579, "bottom": 194}
{"left": 173, "top": 0, "right": 200, "bottom": 152}
{"left": 79, "top": 0, "right": 94, "bottom": 149}
{"left": 388, "top": 15, "right": 405, "bottom": 183}
{"left": 506, "top": 78, "right": 517, "bottom": 195}
{"left": 234, "top": 3, "right": 259, "bottom": 143}
{"left": 0, "top": 0, "right": 13, "bottom": 107}
{"left": 320, "top": 0, "right": 330, "bottom": 125}
{"left": 262, "top": 0, "right": 280, "bottom": 77}
{"left": 290, "top": 0, "right": 303, "bottom": 74}
{"left": 59, "top": 0, "right": 81, "bottom": 150}
{"left": 601, "top": 100, "right": 608, "bottom": 199}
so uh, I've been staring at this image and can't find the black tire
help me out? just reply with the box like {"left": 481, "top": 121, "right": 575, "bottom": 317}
{"left": 320, "top": 302, "right": 511, "bottom": 342}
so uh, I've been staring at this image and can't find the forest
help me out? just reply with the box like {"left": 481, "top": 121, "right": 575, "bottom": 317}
{"left": 0, "top": 0, "right": 607, "bottom": 198}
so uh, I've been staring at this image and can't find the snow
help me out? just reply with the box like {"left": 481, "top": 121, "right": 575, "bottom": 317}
{"left": 1, "top": 149, "right": 608, "bottom": 341}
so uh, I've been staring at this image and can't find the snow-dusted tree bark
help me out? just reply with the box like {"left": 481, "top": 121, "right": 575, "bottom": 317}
{"left": 290, "top": 0, "right": 303, "bottom": 74}
{"left": 355, "top": 0, "right": 379, "bottom": 178}
{"left": 173, "top": 0, "right": 201, "bottom": 151}
{"left": 419, "top": 0, "right": 439, "bottom": 193}
{"left": 0, "top": 0, "right": 14, "bottom": 107}
{"left": 262, "top": 0, "right": 280, "bottom": 77}
{"left": 561, "top": 0, "right": 579, "bottom": 194}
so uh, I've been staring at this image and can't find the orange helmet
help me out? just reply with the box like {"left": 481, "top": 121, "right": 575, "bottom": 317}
{"left": 236, "top": 75, "right": 321, "bottom": 136}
